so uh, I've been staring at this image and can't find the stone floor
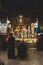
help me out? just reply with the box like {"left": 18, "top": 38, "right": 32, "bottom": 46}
{"left": 0, "top": 48, "right": 43, "bottom": 65}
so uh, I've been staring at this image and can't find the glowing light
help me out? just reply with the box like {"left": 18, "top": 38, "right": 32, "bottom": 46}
{"left": 7, "top": 17, "right": 10, "bottom": 24}
{"left": 7, "top": 20, "right": 10, "bottom": 24}
{"left": 19, "top": 15, "right": 23, "bottom": 19}
{"left": 19, "top": 15, "right": 23, "bottom": 23}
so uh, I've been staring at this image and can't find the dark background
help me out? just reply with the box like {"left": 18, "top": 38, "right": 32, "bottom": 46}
{"left": 0, "top": 0, "right": 43, "bottom": 21}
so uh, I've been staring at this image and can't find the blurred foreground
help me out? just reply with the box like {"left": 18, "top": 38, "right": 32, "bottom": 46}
{"left": 0, "top": 48, "right": 43, "bottom": 65}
